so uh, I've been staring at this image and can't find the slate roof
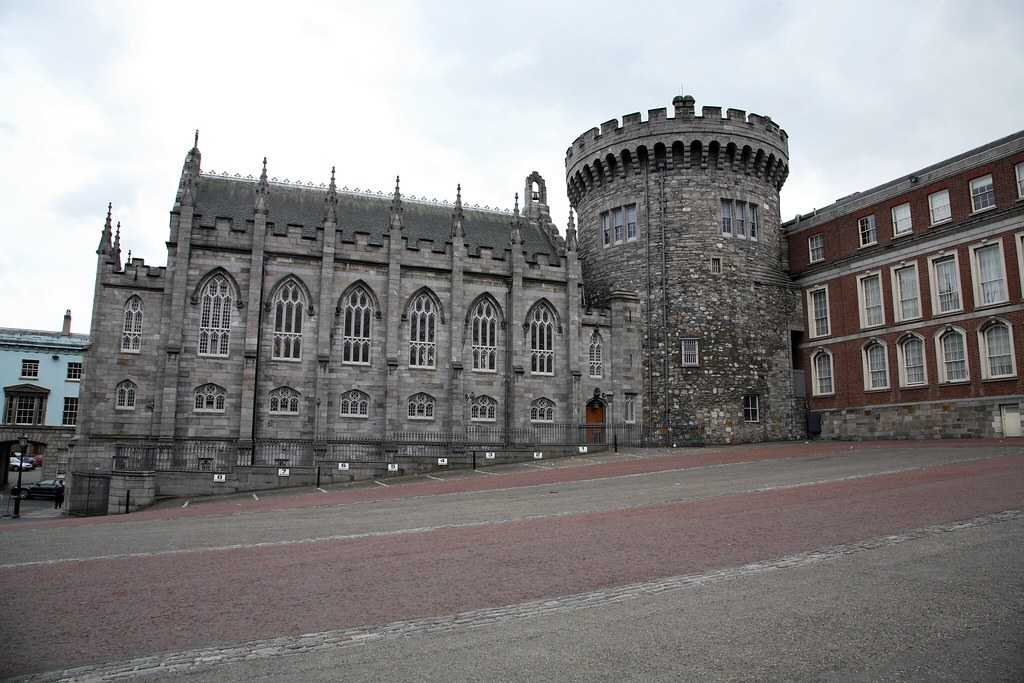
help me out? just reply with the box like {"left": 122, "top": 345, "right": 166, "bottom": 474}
{"left": 194, "top": 175, "right": 562, "bottom": 264}
{"left": 0, "top": 329, "right": 90, "bottom": 352}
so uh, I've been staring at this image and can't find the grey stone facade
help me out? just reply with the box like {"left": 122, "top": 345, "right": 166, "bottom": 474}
{"left": 817, "top": 397, "right": 1024, "bottom": 440}
{"left": 565, "top": 96, "right": 807, "bottom": 443}
{"left": 78, "top": 147, "right": 644, "bottom": 455}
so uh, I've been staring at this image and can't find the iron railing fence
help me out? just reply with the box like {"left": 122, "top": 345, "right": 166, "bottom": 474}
{"left": 112, "top": 423, "right": 652, "bottom": 473}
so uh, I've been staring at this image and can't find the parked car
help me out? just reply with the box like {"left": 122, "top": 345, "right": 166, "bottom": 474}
{"left": 10, "top": 479, "right": 63, "bottom": 500}
{"left": 8, "top": 456, "right": 34, "bottom": 471}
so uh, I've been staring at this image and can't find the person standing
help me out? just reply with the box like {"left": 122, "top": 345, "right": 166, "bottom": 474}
{"left": 54, "top": 481, "right": 65, "bottom": 510}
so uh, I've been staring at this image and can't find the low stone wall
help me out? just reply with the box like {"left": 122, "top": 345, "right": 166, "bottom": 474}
{"left": 108, "top": 471, "right": 156, "bottom": 514}
{"left": 816, "top": 397, "right": 1023, "bottom": 440}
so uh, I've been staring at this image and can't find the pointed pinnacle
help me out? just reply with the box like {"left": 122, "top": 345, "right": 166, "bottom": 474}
{"left": 194, "top": 129, "right": 199, "bottom": 149}
{"left": 394, "top": 175, "right": 401, "bottom": 196}
{"left": 106, "top": 202, "right": 112, "bottom": 225}
{"left": 567, "top": 208, "right": 575, "bottom": 229}
{"left": 513, "top": 193, "right": 520, "bottom": 215}
{"left": 261, "top": 156, "right": 268, "bottom": 177}
{"left": 456, "top": 183, "right": 462, "bottom": 205}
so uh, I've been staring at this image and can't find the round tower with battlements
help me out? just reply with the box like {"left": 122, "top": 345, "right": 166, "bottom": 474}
{"left": 565, "top": 94, "right": 805, "bottom": 444}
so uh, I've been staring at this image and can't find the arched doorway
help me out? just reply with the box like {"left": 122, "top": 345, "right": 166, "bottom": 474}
{"left": 584, "top": 397, "right": 606, "bottom": 444}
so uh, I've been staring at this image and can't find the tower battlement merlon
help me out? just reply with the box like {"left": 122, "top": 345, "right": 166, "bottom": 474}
{"left": 565, "top": 94, "right": 789, "bottom": 165}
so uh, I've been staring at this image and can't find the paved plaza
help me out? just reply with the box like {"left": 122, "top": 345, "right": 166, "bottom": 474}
{"left": 1, "top": 439, "right": 1022, "bottom": 681}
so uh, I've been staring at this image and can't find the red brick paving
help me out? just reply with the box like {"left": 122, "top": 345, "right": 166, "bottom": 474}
{"left": 0, "top": 452, "right": 1021, "bottom": 677}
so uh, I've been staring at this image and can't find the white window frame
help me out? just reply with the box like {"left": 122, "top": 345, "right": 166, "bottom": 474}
{"left": 970, "top": 174, "right": 995, "bottom": 213}
{"left": 896, "top": 333, "right": 928, "bottom": 388}
{"left": 193, "top": 384, "right": 226, "bottom": 413}
{"left": 341, "top": 286, "right": 373, "bottom": 366}
{"left": 197, "top": 275, "right": 233, "bottom": 358}
{"left": 271, "top": 282, "right": 305, "bottom": 361}
{"left": 928, "top": 252, "right": 963, "bottom": 316}
{"left": 625, "top": 204, "right": 637, "bottom": 241}
{"left": 529, "top": 304, "right": 556, "bottom": 376}
{"left": 891, "top": 202, "right": 912, "bottom": 237}
{"left": 624, "top": 394, "right": 636, "bottom": 424}
{"left": 969, "top": 239, "right": 1008, "bottom": 308}
{"left": 407, "top": 392, "right": 436, "bottom": 420}
{"left": 806, "top": 286, "right": 831, "bottom": 339}
{"left": 268, "top": 387, "right": 300, "bottom": 415}
{"left": 857, "top": 271, "right": 885, "bottom": 329}
{"left": 470, "top": 395, "right": 498, "bottom": 422}
{"left": 811, "top": 349, "right": 835, "bottom": 397}
{"left": 62, "top": 396, "right": 79, "bottom": 426}
{"left": 862, "top": 340, "right": 890, "bottom": 391}
{"left": 1016, "top": 162, "right": 1024, "bottom": 200}
{"left": 66, "top": 361, "right": 82, "bottom": 382}
{"left": 710, "top": 257, "right": 722, "bottom": 274}
{"left": 742, "top": 395, "right": 760, "bottom": 423}
{"left": 978, "top": 320, "right": 1017, "bottom": 380}
{"left": 734, "top": 201, "right": 747, "bottom": 239}
{"left": 1017, "top": 232, "right": 1024, "bottom": 300}
{"left": 721, "top": 199, "right": 733, "bottom": 236}
{"left": 601, "top": 211, "right": 611, "bottom": 247}
{"left": 858, "top": 214, "right": 877, "bottom": 247}
{"left": 928, "top": 189, "right": 951, "bottom": 226}
{"left": 748, "top": 203, "right": 760, "bottom": 241}
{"left": 588, "top": 330, "right": 603, "bottom": 378}
{"left": 808, "top": 234, "right": 824, "bottom": 263}
{"left": 20, "top": 359, "right": 39, "bottom": 379}
{"left": 408, "top": 292, "right": 438, "bottom": 369}
{"left": 890, "top": 262, "right": 921, "bottom": 323}
{"left": 934, "top": 326, "right": 970, "bottom": 384}
{"left": 339, "top": 390, "right": 370, "bottom": 418}
{"left": 470, "top": 299, "right": 499, "bottom": 373}
{"left": 680, "top": 338, "right": 699, "bottom": 367}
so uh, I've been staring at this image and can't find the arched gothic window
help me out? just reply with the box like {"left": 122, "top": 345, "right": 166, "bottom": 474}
{"left": 897, "top": 335, "right": 927, "bottom": 387}
{"left": 470, "top": 395, "right": 497, "bottom": 422}
{"left": 121, "top": 296, "right": 143, "bottom": 353}
{"left": 272, "top": 282, "right": 304, "bottom": 360}
{"left": 812, "top": 350, "right": 834, "bottom": 396}
{"left": 268, "top": 387, "right": 300, "bottom": 415}
{"left": 409, "top": 293, "right": 437, "bottom": 368}
{"left": 198, "top": 275, "right": 233, "bottom": 357}
{"left": 588, "top": 330, "right": 603, "bottom": 378}
{"left": 529, "top": 304, "right": 555, "bottom": 375}
{"left": 342, "top": 286, "right": 373, "bottom": 364}
{"left": 530, "top": 397, "right": 555, "bottom": 423}
{"left": 980, "top": 321, "right": 1015, "bottom": 379}
{"left": 407, "top": 392, "right": 435, "bottom": 420}
{"left": 115, "top": 380, "right": 136, "bottom": 410}
{"left": 193, "top": 384, "right": 226, "bottom": 413}
{"left": 937, "top": 328, "right": 968, "bottom": 383}
{"left": 471, "top": 299, "right": 498, "bottom": 372}
{"left": 340, "top": 390, "right": 370, "bottom": 418}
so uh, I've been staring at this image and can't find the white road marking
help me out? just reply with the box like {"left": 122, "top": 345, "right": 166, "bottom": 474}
{"left": 316, "top": 488, "right": 328, "bottom": 494}
{"left": 524, "top": 463, "right": 549, "bottom": 469}
{"left": 181, "top": 500, "right": 190, "bottom": 508}
{"left": 425, "top": 474, "right": 444, "bottom": 482}
{"left": 374, "top": 480, "right": 389, "bottom": 487}
{"left": 31, "top": 509, "right": 1022, "bottom": 682}
{"left": 474, "top": 469, "right": 499, "bottom": 475}
{"left": 251, "top": 493, "right": 260, "bottom": 501}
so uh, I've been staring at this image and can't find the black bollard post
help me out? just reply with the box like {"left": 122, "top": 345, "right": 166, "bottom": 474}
{"left": 614, "top": 433, "right": 618, "bottom": 453}
{"left": 125, "top": 489, "right": 131, "bottom": 514}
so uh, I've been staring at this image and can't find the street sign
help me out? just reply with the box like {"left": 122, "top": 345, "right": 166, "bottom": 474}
{"left": 387, "top": 463, "right": 399, "bottom": 472}
{"left": 338, "top": 462, "right": 350, "bottom": 471}
{"left": 213, "top": 473, "right": 226, "bottom": 483}
{"left": 578, "top": 446, "right": 588, "bottom": 454}
{"left": 437, "top": 457, "right": 448, "bottom": 466}
{"left": 485, "top": 451, "right": 496, "bottom": 459}
{"left": 533, "top": 451, "right": 543, "bottom": 459}
{"left": 277, "top": 468, "right": 290, "bottom": 477}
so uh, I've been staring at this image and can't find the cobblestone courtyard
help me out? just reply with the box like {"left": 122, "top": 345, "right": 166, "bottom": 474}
{"left": 1, "top": 439, "right": 1022, "bottom": 681}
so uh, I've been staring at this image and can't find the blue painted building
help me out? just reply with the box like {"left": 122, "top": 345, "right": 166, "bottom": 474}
{"left": 1, "top": 310, "right": 90, "bottom": 484}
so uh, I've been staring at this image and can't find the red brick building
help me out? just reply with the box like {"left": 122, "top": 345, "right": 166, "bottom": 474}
{"left": 784, "top": 132, "right": 1024, "bottom": 439}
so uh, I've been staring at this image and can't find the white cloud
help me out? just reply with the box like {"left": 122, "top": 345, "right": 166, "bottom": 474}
{"left": 0, "top": 0, "right": 1021, "bottom": 332}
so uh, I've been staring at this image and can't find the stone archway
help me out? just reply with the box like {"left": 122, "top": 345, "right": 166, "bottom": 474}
{"left": 584, "top": 397, "right": 606, "bottom": 444}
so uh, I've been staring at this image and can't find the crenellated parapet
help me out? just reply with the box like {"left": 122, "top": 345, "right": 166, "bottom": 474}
{"left": 102, "top": 258, "right": 168, "bottom": 289}
{"left": 565, "top": 94, "right": 790, "bottom": 205}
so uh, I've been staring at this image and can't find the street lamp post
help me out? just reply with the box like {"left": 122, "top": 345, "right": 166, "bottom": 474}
{"left": 12, "top": 433, "right": 28, "bottom": 519}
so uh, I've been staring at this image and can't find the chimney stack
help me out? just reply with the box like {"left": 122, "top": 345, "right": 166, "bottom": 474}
{"left": 62, "top": 309, "right": 72, "bottom": 336}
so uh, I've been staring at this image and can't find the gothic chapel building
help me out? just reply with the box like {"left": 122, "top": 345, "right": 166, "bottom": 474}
{"left": 78, "top": 135, "right": 645, "bottom": 457}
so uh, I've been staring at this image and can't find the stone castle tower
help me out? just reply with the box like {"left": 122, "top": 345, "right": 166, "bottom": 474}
{"left": 565, "top": 94, "right": 806, "bottom": 443}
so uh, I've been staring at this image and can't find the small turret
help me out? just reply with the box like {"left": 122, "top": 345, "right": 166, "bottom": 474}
{"left": 97, "top": 202, "right": 113, "bottom": 255}
{"left": 450, "top": 184, "right": 465, "bottom": 239}
{"left": 323, "top": 166, "right": 338, "bottom": 223}
{"left": 255, "top": 157, "right": 270, "bottom": 215}
{"left": 389, "top": 175, "right": 404, "bottom": 232}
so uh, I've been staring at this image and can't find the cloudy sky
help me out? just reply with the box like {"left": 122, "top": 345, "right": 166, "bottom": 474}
{"left": 1, "top": 0, "right": 1021, "bottom": 333}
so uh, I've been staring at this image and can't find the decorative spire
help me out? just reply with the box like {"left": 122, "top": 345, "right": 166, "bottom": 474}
{"left": 510, "top": 193, "right": 523, "bottom": 245}
{"left": 97, "top": 202, "right": 113, "bottom": 254}
{"left": 193, "top": 128, "right": 199, "bottom": 149}
{"left": 450, "top": 183, "right": 465, "bottom": 239}
{"left": 565, "top": 208, "right": 578, "bottom": 252}
{"left": 389, "top": 175, "right": 404, "bottom": 231}
{"left": 254, "top": 156, "right": 270, "bottom": 215}
{"left": 323, "top": 165, "right": 338, "bottom": 223}
{"left": 175, "top": 130, "right": 201, "bottom": 208}
{"left": 113, "top": 221, "right": 123, "bottom": 269}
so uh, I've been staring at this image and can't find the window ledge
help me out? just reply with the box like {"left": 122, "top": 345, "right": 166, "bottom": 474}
{"left": 982, "top": 375, "right": 1018, "bottom": 383}
{"left": 970, "top": 205, "right": 997, "bottom": 215}
{"left": 929, "top": 218, "right": 952, "bottom": 227}
{"left": 194, "top": 410, "right": 226, "bottom": 414}
{"left": 19, "top": 377, "right": 38, "bottom": 381}
{"left": 860, "top": 323, "right": 887, "bottom": 331}
{"left": 470, "top": 419, "right": 497, "bottom": 423}
{"left": 407, "top": 417, "right": 435, "bottom": 421}
{"left": 858, "top": 241, "right": 878, "bottom": 249}
{"left": 340, "top": 414, "right": 369, "bottom": 419}
{"left": 898, "top": 383, "right": 929, "bottom": 390}
{"left": 892, "top": 231, "right": 913, "bottom": 239}
{"left": 66, "top": 379, "right": 81, "bottom": 383}
{"left": 974, "top": 300, "right": 1010, "bottom": 311}
{"left": 120, "top": 350, "right": 142, "bottom": 355}
{"left": 864, "top": 387, "right": 891, "bottom": 393}
{"left": 271, "top": 357, "right": 302, "bottom": 363}
{"left": 341, "top": 361, "right": 372, "bottom": 367}
{"left": 932, "top": 308, "right": 964, "bottom": 318}
{"left": 938, "top": 379, "right": 971, "bottom": 386}
{"left": 894, "top": 316, "right": 923, "bottom": 324}
{"left": 812, "top": 392, "right": 835, "bottom": 398}
{"left": 472, "top": 368, "right": 498, "bottom": 374}
{"left": 268, "top": 412, "right": 300, "bottom": 417}
{"left": 409, "top": 366, "right": 437, "bottom": 371}
{"left": 114, "top": 407, "right": 136, "bottom": 412}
